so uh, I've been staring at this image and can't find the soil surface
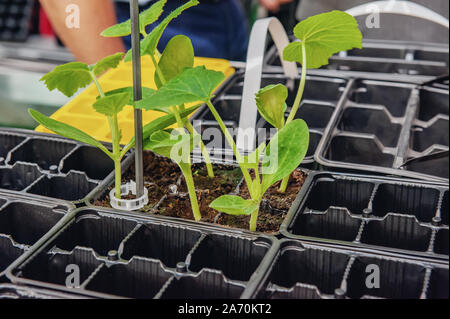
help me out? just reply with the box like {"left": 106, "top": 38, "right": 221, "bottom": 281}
{"left": 94, "top": 151, "right": 306, "bottom": 234}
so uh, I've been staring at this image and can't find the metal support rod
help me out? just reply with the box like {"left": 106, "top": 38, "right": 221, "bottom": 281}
{"left": 130, "top": 0, "right": 144, "bottom": 197}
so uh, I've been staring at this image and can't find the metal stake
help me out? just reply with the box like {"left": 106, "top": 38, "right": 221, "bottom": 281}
{"left": 130, "top": 0, "right": 144, "bottom": 197}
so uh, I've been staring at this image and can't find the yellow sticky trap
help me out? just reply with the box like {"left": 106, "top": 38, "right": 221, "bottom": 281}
{"left": 36, "top": 56, "right": 235, "bottom": 144}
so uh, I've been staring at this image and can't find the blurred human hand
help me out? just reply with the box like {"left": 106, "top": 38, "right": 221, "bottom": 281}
{"left": 258, "top": 0, "right": 293, "bottom": 12}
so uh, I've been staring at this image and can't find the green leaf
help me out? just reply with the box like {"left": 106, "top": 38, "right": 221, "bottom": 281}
{"left": 144, "top": 130, "right": 200, "bottom": 164}
{"left": 125, "top": 0, "right": 199, "bottom": 62}
{"left": 261, "top": 119, "right": 309, "bottom": 193}
{"left": 155, "top": 34, "right": 194, "bottom": 88}
{"left": 255, "top": 84, "right": 288, "bottom": 129}
{"left": 210, "top": 195, "right": 259, "bottom": 216}
{"left": 283, "top": 10, "right": 362, "bottom": 69}
{"left": 101, "top": 0, "right": 166, "bottom": 37}
{"left": 93, "top": 92, "right": 131, "bottom": 116}
{"left": 126, "top": 103, "right": 201, "bottom": 147}
{"left": 28, "top": 109, "right": 110, "bottom": 156}
{"left": 104, "top": 86, "right": 156, "bottom": 105}
{"left": 91, "top": 53, "right": 124, "bottom": 77}
{"left": 136, "top": 66, "right": 225, "bottom": 111}
{"left": 40, "top": 62, "right": 92, "bottom": 97}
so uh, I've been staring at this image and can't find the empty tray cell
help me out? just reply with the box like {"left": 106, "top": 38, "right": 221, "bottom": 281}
{"left": 427, "top": 268, "right": 449, "bottom": 299}
{"left": 411, "top": 119, "right": 449, "bottom": 152}
{"left": 404, "top": 154, "right": 449, "bottom": 180}
{"left": 347, "top": 256, "right": 426, "bottom": 299}
{"left": 18, "top": 248, "right": 102, "bottom": 288}
{"left": 84, "top": 258, "right": 172, "bottom": 298}
{"left": 160, "top": 271, "right": 245, "bottom": 299}
{"left": 415, "top": 50, "right": 449, "bottom": 64}
{"left": 0, "top": 202, "right": 64, "bottom": 246}
{"left": 294, "top": 102, "right": 335, "bottom": 129}
{"left": 120, "top": 223, "right": 202, "bottom": 268}
{"left": 61, "top": 146, "right": 114, "bottom": 180}
{"left": 339, "top": 107, "right": 401, "bottom": 147}
{"left": 306, "top": 131, "right": 322, "bottom": 158}
{"left": 52, "top": 212, "right": 137, "bottom": 256}
{"left": 350, "top": 82, "right": 411, "bottom": 117}
{"left": 305, "top": 177, "right": 374, "bottom": 214}
{"left": 26, "top": 172, "right": 98, "bottom": 201}
{"left": 291, "top": 207, "right": 362, "bottom": 242}
{"left": 441, "top": 191, "right": 448, "bottom": 226}
{"left": 200, "top": 97, "right": 241, "bottom": 125}
{"left": 346, "top": 47, "right": 405, "bottom": 59}
{"left": 433, "top": 229, "right": 449, "bottom": 256}
{"left": 325, "top": 135, "right": 395, "bottom": 167}
{"left": 189, "top": 234, "right": 269, "bottom": 282}
{"left": 417, "top": 89, "right": 449, "bottom": 122}
{"left": 0, "top": 163, "right": 42, "bottom": 191}
{"left": 360, "top": 215, "right": 432, "bottom": 252}
{"left": 0, "top": 133, "right": 25, "bottom": 159}
{"left": 372, "top": 183, "right": 440, "bottom": 223}
{"left": 268, "top": 247, "right": 349, "bottom": 295}
{"left": 0, "top": 236, "right": 25, "bottom": 274}
{"left": 9, "top": 138, "right": 76, "bottom": 170}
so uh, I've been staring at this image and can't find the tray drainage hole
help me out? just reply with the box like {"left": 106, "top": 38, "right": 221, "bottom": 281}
{"left": 109, "top": 181, "right": 149, "bottom": 211}
{"left": 49, "top": 165, "right": 58, "bottom": 174}
{"left": 334, "top": 288, "right": 347, "bottom": 299}
{"left": 176, "top": 262, "right": 187, "bottom": 273}
{"left": 432, "top": 216, "right": 442, "bottom": 227}
{"left": 108, "top": 250, "right": 119, "bottom": 261}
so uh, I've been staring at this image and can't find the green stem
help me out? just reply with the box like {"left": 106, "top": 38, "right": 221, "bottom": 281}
{"left": 181, "top": 106, "right": 214, "bottom": 178}
{"left": 205, "top": 100, "right": 253, "bottom": 187}
{"left": 250, "top": 207, "right": 259, "bottom": 232}
{"left": 182, "top": 165, "right": 202, "bottom": 221}
{"left": 151, "top": 54, "right": 166, "bottom": 84}
{"left": 279, "top": 43, "right": 307, "bottom": 193}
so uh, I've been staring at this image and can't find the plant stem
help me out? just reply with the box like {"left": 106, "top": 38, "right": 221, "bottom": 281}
{"left": 250, "top": 207, "right": 259, "bottom": 232}
{"left": 205, "top": 100, "right": 253, "bottom": 187}
{"left": 182, "top": 165, "right": 202, "bottom": 221}
{"left": 279, "top": 43, "right": 307, "bottom": 193}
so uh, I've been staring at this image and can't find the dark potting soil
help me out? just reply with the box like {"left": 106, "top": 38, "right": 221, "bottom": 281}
{"left": 217, "top": 169, "right": 306, "bottom": 233}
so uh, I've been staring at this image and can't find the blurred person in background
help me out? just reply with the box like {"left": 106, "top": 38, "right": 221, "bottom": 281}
{"left": 39, "top": 0, "right": 293, "bottom": 64}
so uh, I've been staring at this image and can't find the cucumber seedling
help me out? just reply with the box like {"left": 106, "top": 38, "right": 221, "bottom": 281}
{"left": 261, "top": 10, "right": 362, "bottom": 192}
{"left": 29, "top": 52, "right": 199, "bottom": 200}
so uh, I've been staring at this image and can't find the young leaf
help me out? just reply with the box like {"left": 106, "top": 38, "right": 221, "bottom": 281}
{"left": 210, "top": 195, "right": 259, "bottom": 216}
{"left": 255, "top": 84, "right": 288, "bottom": 129}
{"left": 91, "top": 53, "right": 124, "bottom": 77}
{"left": 28, "top": 109, "right": 110, "bottom": 156}
{"left": 124, "top": 0, "right": 199, "bottom": 61}
{"left": 283, "top": 10, "right": 362, "bottom": 69}
{"left": 93, "top": 92, "right": 131, "bottom": 116}
{"left": 155, "top": 34, "right": 194, "bottom": 88}
{"left": 261, "top": 119, "right": 309, "bottom": 193}
{"left": 144, "top": 130, "right": 200, "bottom": 164}
{"left": 136, "top": 66, "right": 225, "bottom": 111}
{"left": 101, "top": 0, "right": 166, "bottom": 37}
{"left": 40, "top": 62, "right": 92, "bottom": 97}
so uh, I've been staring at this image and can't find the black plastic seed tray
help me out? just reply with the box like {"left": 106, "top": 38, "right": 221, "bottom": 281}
{"left": 265, "top": 39, "right": 449, "bottom": 78}
{"left": 316, "top": 79, "right": 449, "bottom": 182}
{"left": 0, "top": 192, "right": 71, "bottom": 278}
{"left": 280, "top": 171, "right": 449, "bottom": 261}
{"left": 6, "top": 207, "right": 277, "bottom": 299}
{"left": 0, "top": 283, "right": 82, "bottom": 299}
{"left": 0, "top": 128, "right": 123, "bottom": 204}
{"left": 192, "top": 71, "right": 349, "bottom": 166}
{"left": 253, "top": 239, "right": 448, "bottom": 299}
{"left": 0, "top": 0, "right": 34, "bottom": 42}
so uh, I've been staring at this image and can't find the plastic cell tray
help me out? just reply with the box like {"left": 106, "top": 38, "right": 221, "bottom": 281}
{"left": 35, "top": 57, "right": 235, "bottom": 145}
{"left": 265, "top": 40, "right": 449, "bottom": 77}
{"left": 255, "top": 240, "right": 448, "bottom": 299}
{"left": 0, "top": 192, "right": 70, "bottom": 278}
{"left": 0, "top": 0, "right": 34, "bottom": 42}
{"left": 280, "top": 172, "right": 449, "bottom": 260}
{"left": 191, "top": 71, "right": 349, "bottom": 166}
{"left": 316, "top": 79, "right": 449, "bottom": 182}
{"left": 0, "top": 128, "right": 125, "bottom": 204}
{"left": 7, "top": 207, "right": 276, "bottom": 299}
{"left": 0, "top": 284, "right": 82, "bottom": 299}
